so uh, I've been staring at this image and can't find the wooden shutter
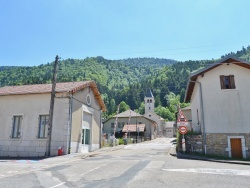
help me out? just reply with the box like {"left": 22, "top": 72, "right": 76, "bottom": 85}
{"left": 220, "top": 75, "right": 225, "bottom": 89}
{"left": 229, "top": 75, "right": 235, "bottom": 89}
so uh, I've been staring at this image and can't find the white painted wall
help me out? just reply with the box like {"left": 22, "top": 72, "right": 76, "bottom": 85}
{"left": 191, "top": 63, "right": 250, "bottom": 133}
{"left": 0, "top": 94, "right": 69, "bottom": 157}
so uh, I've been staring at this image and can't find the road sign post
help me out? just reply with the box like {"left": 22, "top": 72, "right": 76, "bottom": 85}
{"left": 182, "top": 137, "right": 186, "bottom": 153}
{"left": 178, "top": 126, "right": 188, "bottom": 153}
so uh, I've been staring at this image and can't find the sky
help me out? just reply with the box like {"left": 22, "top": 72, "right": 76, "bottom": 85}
{"left": 1, "top": 0, "right": 250, "bottom": 66}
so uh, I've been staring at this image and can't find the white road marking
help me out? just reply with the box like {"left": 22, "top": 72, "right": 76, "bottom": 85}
{"left": 162, "top": 168, "right": 250, "bottom": 176}
{"left": 0, "top": 174, "right": 5, "bottom": 177}
{"left": 80, "top": 164, "right": 106, "bottom": 176}
{"left": 8, "top": 171, "right": 18, "bottom": 174}
{"left": 50, "top": 182, "right": 65, "bottom": 188}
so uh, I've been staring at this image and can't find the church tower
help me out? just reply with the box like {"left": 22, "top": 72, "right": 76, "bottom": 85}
{"left": 144, "top": 89, "right": 155, "bottom": 114}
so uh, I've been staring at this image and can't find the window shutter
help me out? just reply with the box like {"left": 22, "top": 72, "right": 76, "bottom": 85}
{"left": 229, "top": 75, "right": 235, "bottom": 89}
{"left": 220, "top": 75, "right": 225, "bottom": 89}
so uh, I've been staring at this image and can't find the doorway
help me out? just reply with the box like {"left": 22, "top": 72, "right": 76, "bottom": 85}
{"left": 230, "top": 138, "right": 242, "bottom": 158}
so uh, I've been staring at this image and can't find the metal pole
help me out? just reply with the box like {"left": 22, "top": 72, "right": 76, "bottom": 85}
{"left": 47, "top": 55, "right": 59, "bottom": 157}
{"left": 67, "top": 94, "right": 73, "bottom": 154}
{"left": 136, "top": 110, "right": 137, "bottom": 143}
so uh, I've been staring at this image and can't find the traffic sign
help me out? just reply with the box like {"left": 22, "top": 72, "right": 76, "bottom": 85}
{"left": 177, "top": 121, "right": 189, "bottom": 127}
{"left": 179, "top": 126, "right": 188, "bottom": 134}
{"left": 177, "top": 110, "right": 189, "bottom": 127}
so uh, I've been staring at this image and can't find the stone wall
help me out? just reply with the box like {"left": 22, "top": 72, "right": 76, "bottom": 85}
{"left": 181, "top": 133, "right": 250, "bottom": 159}
{"left": 185, "top": 135, "right": 203, "bottom": 153}
{"left": 206, "top": 133, "right": 250, "bottom": 158}
{"left": 206, "top": 133, "right": 228, "bottom": 157}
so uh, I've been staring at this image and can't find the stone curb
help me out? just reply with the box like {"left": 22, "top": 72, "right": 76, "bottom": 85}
{"left": 169, "top": 144, "right": 250, "bottom": 166}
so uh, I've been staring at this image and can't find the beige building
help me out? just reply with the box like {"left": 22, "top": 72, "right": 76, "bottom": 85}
{"left": 103, "top": 109, "right": 157, "bottom": 140}
{"left": 185, "top": 57, "right": 250, "bottom": 159}
{"left": 144, "top": 89, "right": 165, "bottom": 136}
{"left": 0, "top": 81, "right": 105, "bottom": 157}
{"left": 164, "top": 121, "right": 174, "bottom": 138}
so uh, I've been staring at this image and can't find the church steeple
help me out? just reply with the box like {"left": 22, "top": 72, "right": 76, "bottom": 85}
{"left": 144, "top": 89, "right": 155, "bottom": 114}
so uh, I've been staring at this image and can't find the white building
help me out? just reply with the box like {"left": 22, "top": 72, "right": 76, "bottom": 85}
{"left": 0, "top": 81, "right": 105, "bottom": 157}
{"left": 185, "top": 57, "right": 250, "bottom": 159}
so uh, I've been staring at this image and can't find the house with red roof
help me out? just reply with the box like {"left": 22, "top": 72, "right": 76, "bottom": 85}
{"left": 103, "top": 109, "right": 157, "bottom": 141}
{"left": 0, "top": 81, "right": 106, "bottom": 157}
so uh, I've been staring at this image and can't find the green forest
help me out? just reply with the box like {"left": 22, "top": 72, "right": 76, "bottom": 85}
{"left": 1, "top": 46, "right": 250, "bottom": 120}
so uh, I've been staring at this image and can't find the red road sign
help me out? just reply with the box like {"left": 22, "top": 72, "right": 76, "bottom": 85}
{"left": 177, "top": 112, "right": 188, "bottom": 122}
{"left": 179, "top": 126, "right": 188, "bottom": 134}
{"left": 177, "top": 110, "right": 189, "bottom": 127}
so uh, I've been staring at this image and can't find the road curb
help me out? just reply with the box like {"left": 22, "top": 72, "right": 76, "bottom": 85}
{"left": 169, "top": 144, "right": 250, "bottom": 166}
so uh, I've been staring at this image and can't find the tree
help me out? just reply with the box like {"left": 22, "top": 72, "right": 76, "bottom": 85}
{"left": 119, "top": 101, "right": 130, "bottom": 113}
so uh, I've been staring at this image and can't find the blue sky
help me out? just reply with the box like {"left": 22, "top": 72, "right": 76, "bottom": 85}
{"left": 1, "top": 0, "right": 250, "bottom": 66}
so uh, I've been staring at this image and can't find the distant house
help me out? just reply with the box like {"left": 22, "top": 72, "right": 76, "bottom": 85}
{"left": 103, "top": 109, "right": 157, "bottom": 140}
{"left": 0, "top": 81, "right": 106, "bottom": 157}
{"left": 143, "top": 89, "right": 165, "bottom": 136}
{"left": 185, "top": 57, "right": 250, "bottom": 158}
{"left": 164, "top": 121, "right": 174, "bottom": 138}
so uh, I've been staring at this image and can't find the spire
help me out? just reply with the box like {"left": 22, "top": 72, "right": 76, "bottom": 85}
{"left": 145, "top": 88, "right": 154, "bottom": 98}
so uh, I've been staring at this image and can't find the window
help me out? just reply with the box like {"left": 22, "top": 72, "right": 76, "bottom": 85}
{"left": 139, "top": 122, "right": 142, "bottom": 124}
{"left": 12, "top": 116, "right": 22, "bottom": 138}
{"left": 220, "top": 75, "right": 235, "bottom": 89}
{"left": 38, "top": 115, "right": 49, "bottom": 138}
{"left": 118, "top": 122, "right": 124, "bottom": 128}
{"left": 118, "top": 122, "right": 121, "bottom": 128}
{"left": 82, "top": 129, "right": 90, "bottom": 145}
{"left": 111, "top": 123, "right": 114, "bottom": 128}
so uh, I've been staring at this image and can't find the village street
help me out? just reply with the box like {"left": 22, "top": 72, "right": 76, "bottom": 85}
{"left": 0, "top": 138, "right": 250, "bottom": 188}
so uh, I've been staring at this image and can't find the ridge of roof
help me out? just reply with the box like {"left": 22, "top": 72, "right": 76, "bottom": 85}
{"left": 184, "top": 57, "right": 250, "bottom": 102}
{"left": 0, "top": 81, "right": 106, "bottom": 111}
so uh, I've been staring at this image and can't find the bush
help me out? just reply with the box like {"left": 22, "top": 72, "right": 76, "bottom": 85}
{"left": 118, "top": 138, "right": 124, "bottom": 145}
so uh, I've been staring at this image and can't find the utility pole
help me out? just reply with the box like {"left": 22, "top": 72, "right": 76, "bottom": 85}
{"left": 47, "top": 55, "right": 59, "bottom": 157}
{"left": 136, "top": 110, "right": 138, "bottom": 143}
{"left": 113, "top": 104, "right": 120, "bottom": 146}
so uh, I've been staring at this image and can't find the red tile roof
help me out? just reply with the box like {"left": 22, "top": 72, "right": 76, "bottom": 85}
{"left": 122, "top": 124, "right": 145, "bottom": 132}
{"left": 0, "top": 81, "right": 106, "bottom": 111}
{"left": 0, "top": 81, "right": 90, "bottom": 95}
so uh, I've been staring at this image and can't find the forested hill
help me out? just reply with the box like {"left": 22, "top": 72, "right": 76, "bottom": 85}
{"left": 1, "top": 46, "right": 250, "bottom": 119}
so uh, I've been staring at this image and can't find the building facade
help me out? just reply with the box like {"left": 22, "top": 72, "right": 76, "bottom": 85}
{"left": 103, "top": 109, "right": 157, "bottom": 140}
{"left": 0, "top": 81, "right": 105, "bottom": 157}
{"left": 185, "top": 57, "right": 250, "bottom": 158}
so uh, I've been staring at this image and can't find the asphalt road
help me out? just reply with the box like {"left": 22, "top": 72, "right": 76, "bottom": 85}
{"left": 0, "top": 138, "right": 250, "bottom": 188}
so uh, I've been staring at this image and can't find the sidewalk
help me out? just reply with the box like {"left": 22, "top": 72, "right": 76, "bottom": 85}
{"left": 0, "top": 144, "right": 126, "bottom": 178}
{"left": 169, "top": 144, "right": 250, "bottom": 165}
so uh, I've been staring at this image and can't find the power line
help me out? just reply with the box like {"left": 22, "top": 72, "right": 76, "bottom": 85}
{"left": 96, "top": 42, "right": 250, "bottom": 57}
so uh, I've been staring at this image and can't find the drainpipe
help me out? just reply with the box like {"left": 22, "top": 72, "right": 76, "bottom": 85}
{"left": 67, "top": 94, "right": 73, "bottom": 154}
{"left": 100, "top": 110, "right": 103, "bottom": 148}
{"left": 189, "top": 80, "right": 206, "bottom": 155}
